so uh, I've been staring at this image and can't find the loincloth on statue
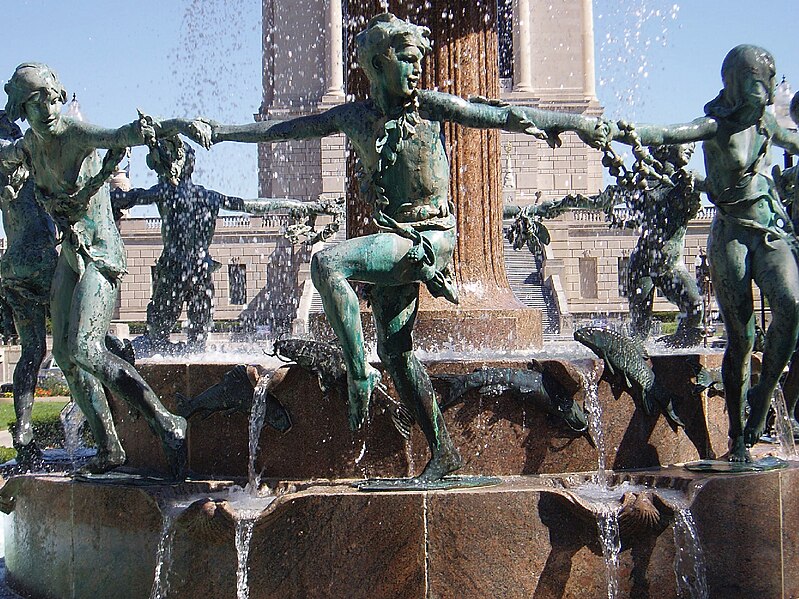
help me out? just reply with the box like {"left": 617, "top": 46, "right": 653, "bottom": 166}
{"left": 373, "top": 210, "right": 458, "bottom": 304}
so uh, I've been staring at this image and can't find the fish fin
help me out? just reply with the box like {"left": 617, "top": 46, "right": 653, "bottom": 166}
{"left": 375, "top": 386, "right": 414, "bottom": 439}
{"left": 264, "top": 392, "right": 292, "bottom": 433}
{"left": 639, "top": 386, "right": 656, "bottom": 417}
{"left": 694, "top": 367, "right": 715, "bottom": 392}
{"left": 601, "top": 353, "right": 616, "bottom": 376}
{"left": 434, "top": 374, "right": 468, "bottom": 409}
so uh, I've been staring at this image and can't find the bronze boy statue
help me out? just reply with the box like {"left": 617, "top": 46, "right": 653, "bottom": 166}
{"left": 205, "top": 14, "right": 608, "bottom": 481}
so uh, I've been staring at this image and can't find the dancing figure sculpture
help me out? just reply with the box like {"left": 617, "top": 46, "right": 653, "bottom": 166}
{"left": 204, "top": 14, "right": 609, "bottom": 481}
{"left": 0, "top": 63, "right": 209, "bottom": 475}
{"left": 611, "top": 46, "right": 799, "bottom": 461}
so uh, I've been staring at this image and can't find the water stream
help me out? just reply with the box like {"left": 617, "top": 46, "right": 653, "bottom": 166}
{"left": 228, "top": 488, "right": 275, "bottom": 599}
{"left": 246, "top": 374, "right": 272, "bottom": 494}
{"left": 235, "top": 516, "right": 257, "bottom": 599}
{"left": 150, "top": 499, "right": 193, "bottom": 599}
{"left": 672, "top": 507, "right": 709, "bottom": 599}
{"left": 579, "top": 365, "right": 607, "bottom": 486}
{"left": 770, "top": 387, "right": 797, "bottom": 459}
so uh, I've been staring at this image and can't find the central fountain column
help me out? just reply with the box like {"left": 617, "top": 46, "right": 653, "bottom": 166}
{"left": 343, "top": 0, "right": 542, "bottom": 351}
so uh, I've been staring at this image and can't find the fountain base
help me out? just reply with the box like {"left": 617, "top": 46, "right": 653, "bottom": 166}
{"left": 110, "top": 353, "right": 730, "bottom": 480}
{"left": 3, "top": 465, "right": 799, "bottom": 598}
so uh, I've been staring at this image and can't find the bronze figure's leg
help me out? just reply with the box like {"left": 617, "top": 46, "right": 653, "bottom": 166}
{"left": 186, "top": 267, "right": 214, "bottom": 348}
{"left": 708, "top": 219, "right": 755, "bottom": 461}
{"left": 69, "top": 262, "right": 187, "bottom": 477}
{"left": 744, "top": 236, "right": 799, "bottom": 446}
{"left": 50, "top": 256, "right": 126, "bottom": 473}
{"left": 627, "top": 250, "right": 655, "bottom": 339}
{"left": 371, "top": 283, "right": 462, "bottom": 481}
{"left": 6, "top": 289, "right": 47, "bottom": 462}
{"left": 146, "top": 263, "right": 187, "bottom": 346}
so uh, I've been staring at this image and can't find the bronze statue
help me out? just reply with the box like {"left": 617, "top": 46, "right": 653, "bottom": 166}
{"left": 0, "top": 63, "right": 210, "bottom": 476}
{"left": 611, "top": 45, "right": 799, "bottom": 461}
{"left": 0, "top": 110, "right": 57, "bottom": 466}
{"left": 510, "top": 144, "right": 705, "bottom": 347}
{"left": 203, "top": 14, "right": 609, "bottom": 481}
{"left": 112, "top": 143, "right": 341, "bottom": 352}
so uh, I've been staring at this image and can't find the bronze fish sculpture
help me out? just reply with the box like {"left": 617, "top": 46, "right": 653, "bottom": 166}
{"left": 270, "top": 338, "right": 415, "bottom": 439}
{"left": 693, "top": 365, "right": 724, "bottom": 398}
{"left": 574, "top": 326, "right": 684, "bottom": 428}
{"left": 176, "top": 364, "right": 292, "bottom": 432}
{"left": 433, "top": 366, "right": 589, "bottom": 432}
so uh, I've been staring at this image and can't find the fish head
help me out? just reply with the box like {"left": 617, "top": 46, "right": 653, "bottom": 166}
{"left": 573, "top": 327, "right": 609, "bottom": 355}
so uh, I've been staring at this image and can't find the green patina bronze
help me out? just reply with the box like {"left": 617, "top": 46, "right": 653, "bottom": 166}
{"left": 611, "top": 45, "right": 799, "bottom": 462}
{"left": 0, "top": 63, "right": 211, "bottom": 477}
{"left": 0, "top": 110, "right": 57, "bottom": 466}
{"left": 112, "top": 141, "right": 342, "bottom": 352}
{"left": 205, "top": 14, "right": 609, "bottom": 482}
{"left": 509, "top": 143, "right": 705, "bottom": 348}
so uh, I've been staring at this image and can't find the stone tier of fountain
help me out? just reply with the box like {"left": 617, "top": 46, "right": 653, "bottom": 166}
{"left": 4, "top": 466, "right": 798, "bottom": 598}
{"left": 113, "top": 354, "right": 725, "bottom": 479}
{"left": 4, "top": 351, "right": 793, "bottom": 599}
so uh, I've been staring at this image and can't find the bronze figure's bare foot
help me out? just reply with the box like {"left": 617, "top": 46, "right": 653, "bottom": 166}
{"left": 162, "top": 416, "right": 188, "bottom": 480}
{"left": 728, "top": 436, "right": 752, "bottom": 463}
{"left": 347, "top": 367, "right": 381, "bottom": 431}
{"left": 77, "top": 448, "right": 127, "bottom": 475}
{"left": 413, "top": 447, "right": 463, "bottom": 483}
{"left": 744, "top": 387, "right": 770, "bottom": 447}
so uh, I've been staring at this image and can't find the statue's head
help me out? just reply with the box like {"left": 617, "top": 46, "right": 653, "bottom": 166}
{"left": 720, "top": 45, "right": 776, "bottom": 110}
{"left": 356, "top": 13, "right": 431, "bottom": 102}
{"left": 650, "top": 143, "right": 694, "bottom": 170}
{"left": 145, "top": 137, "right": 192, "bottom": 185}
{"left": 4, "top": 63, "right": 67, "bottom": 125}
{"left": 790, "top": 91, "right": 799, "bottom": 128}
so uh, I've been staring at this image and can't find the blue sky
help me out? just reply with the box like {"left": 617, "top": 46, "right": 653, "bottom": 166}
{"left": 2, "top": 0, "right": 797, "bottom": 201}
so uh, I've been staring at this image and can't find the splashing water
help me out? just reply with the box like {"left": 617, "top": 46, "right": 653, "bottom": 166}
{"left": 59, "top": 400, "right": 87, "bottom": 468}
{"left": 579, "top": 365, "right": 607, "bottom": 486}
{"left": 770, "top": 387, "right": 797, "bottom": 459}
{"left": 247, "top": 374, "right": 272, "bottom": 494}
{"left": 672, "top": 507, "right": 709, "bottom": 599}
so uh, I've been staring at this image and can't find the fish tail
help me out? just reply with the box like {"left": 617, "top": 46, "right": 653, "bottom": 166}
{"left": 694, "top": 367, "right": 713, "bottom": 390}
{"left": 653, "top": 383, "right": 686, "bottom": 429}
{"left": 432, "top": 374, "right": 469, "bottom": 409}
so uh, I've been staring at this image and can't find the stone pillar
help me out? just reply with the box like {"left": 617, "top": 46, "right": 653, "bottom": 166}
{"left": 582, "top": 0, "right": 596, "bottom": 100}
{"left": 512, "top": 0, "right": 533, "bottom": 92}
{"left": 343, "top": 0, "right": 542, "bottom": 351}
{"left": 323, "top": 0, "right": 345, "bottom": 100}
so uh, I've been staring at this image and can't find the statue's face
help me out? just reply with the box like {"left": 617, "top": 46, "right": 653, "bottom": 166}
{"left": 377, "top": 41, "right": 422, "bottom": 100}
{"left": 742, "top": 71, "right": 774, "bottom": 111}
{"left": 23, "top": 88, "right": 63, "bottom": 134}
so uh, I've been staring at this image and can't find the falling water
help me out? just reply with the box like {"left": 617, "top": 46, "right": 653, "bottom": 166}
{"left": 247, "top": 374, "right": 272, "bottom": 494}
{"left": 571, "top": 482, "right": 642, "bottom": 599}
{"left": 580, "top": 366, "right": 607, "bottom": 486}
{"left": 770, "top": 387, "right": 797, "bottom": 459}
{"left": 672, "top": 507, "right": 709, "bottom": 599}
{"left": 150, "top": 500, "right": 192, "bottom": 599}
{"left": 235, "top": 516, "right": 257, "bottom": 599}
{"left": 596, "top": 505, "right": 622, "bottom": 599}
{"left": 59, "top": 400, "right": 87, "bottom": 468}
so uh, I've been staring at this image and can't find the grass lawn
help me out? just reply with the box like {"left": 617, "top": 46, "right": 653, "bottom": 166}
{"left": 0, "top": 399, "right": 69, "bottom": 434}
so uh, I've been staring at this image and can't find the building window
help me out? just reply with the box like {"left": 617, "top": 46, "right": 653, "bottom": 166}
{"left": 229, "top": 264, "right": 247, "bottom": 305}
{"left": 579, "top": 257, "right": 598, "bottom": 299}
{"left": 150, "top": 265, "right": 157, "bottom": 293}
{"left": 618, "top": 257, "right": 630, "bottom": 297}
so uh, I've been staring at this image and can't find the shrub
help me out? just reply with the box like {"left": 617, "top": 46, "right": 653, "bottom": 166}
{"left": 0, "top": 447, "right": 16, "bottom": 463}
